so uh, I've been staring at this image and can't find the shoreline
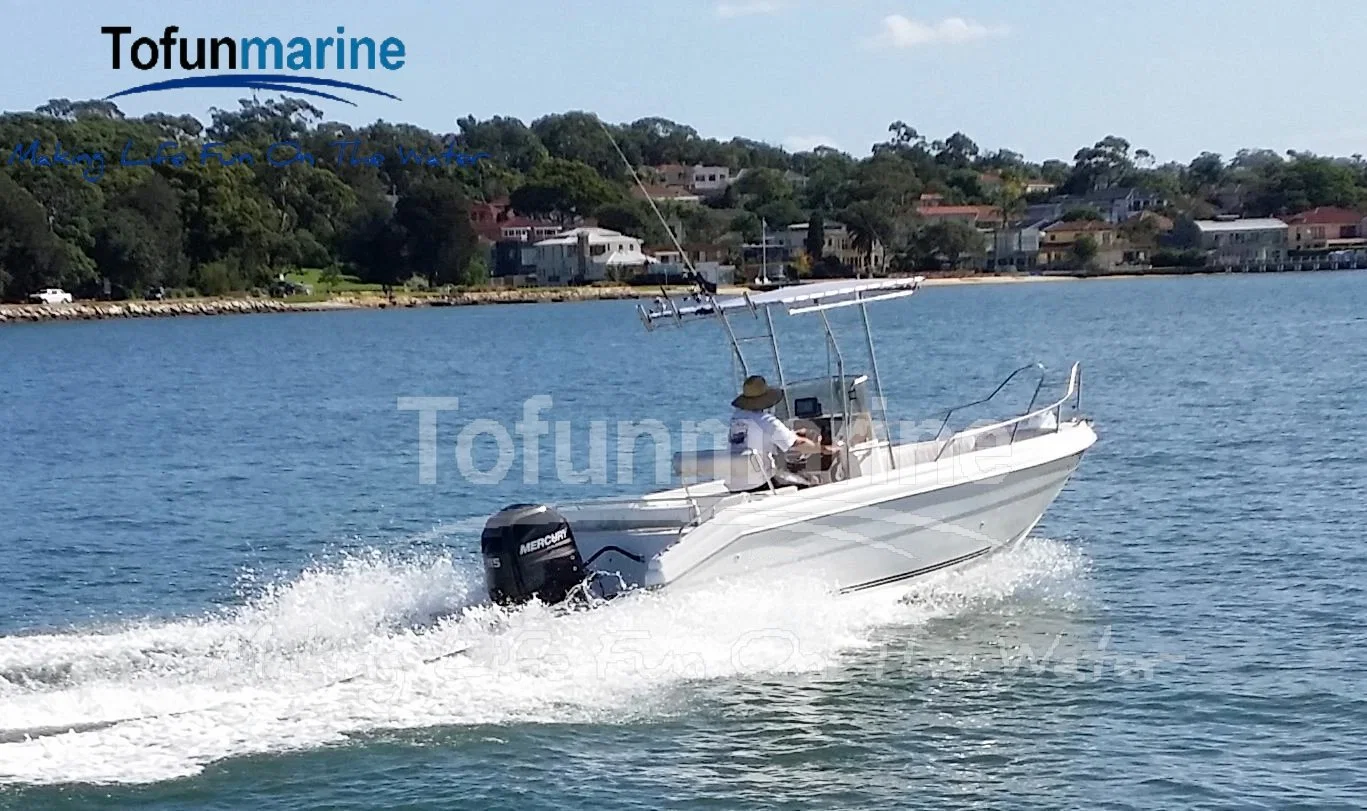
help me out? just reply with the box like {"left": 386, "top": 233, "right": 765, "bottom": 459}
{"left": 0, "top": 286, "right": 663, "bottom": 325}
{"left": 2, "top": 269, "right": 1355, "bottom": 325}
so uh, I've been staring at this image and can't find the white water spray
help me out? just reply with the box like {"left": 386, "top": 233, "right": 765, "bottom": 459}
{"left": 0, "top": 537, "right": 1085, "bottom": 786}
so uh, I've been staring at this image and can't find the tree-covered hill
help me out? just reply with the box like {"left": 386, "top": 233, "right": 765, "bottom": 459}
{"left": 3, "top": 98, "right": 1365, "bottom": 300}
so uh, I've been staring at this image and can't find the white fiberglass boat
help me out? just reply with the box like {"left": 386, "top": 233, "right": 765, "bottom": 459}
{"left": 479, "top": 276, "right": 1096, "bottom": 607}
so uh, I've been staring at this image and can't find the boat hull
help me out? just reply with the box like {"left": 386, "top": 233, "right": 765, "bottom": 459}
{"left": 553, "top": 420, "right": 1095, "bottom": 602}
{"left": 656, "top": 448, "right": 1084, "bottom": 594}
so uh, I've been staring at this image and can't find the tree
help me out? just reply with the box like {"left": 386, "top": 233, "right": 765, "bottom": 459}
{"left": 729, "top": 211, "right": 762, "bottom": 243}
{"left": 0, "top": 172, "right": 73, "bottom": 299}
{"left": 753, "top": 198, "right": 803, "bottom": 229}
{"left": 847, "top": 153, "right": 923, "bottom": 214}
{"left": 734, "top": 167, "right": 794, "bottom": 209}
{"left": 11, "top": 98, "right": 1367, "bottom": 301}
{"left": 593, "top": 202, "right": 648, "bottom": 239}
{"left": 838, "top": 201, "right": 893, "bottom": 275}
{"left": 510, "top": 158, "right": 620, "bottom": 223}
{"left": 1072, "top": 235, "right": 1099, "bottom": 269}
{"left": 344, "top": 198, "right": 408, "bottom": 292}
{"left": 393, "top": 179, "right": 481, "bottom": 286}
{"left": 936, "top": 131, "right": 980, "bottom": 169}
{"left": 805, "top": 212, "right": 826, "bottom": 262}
{"left": 624, "top": 117, "right": 701, "bottom": 166}
{"left": 456, "top": 115, "right": 548, "bottom": 174}
{"left": 1186, "top": 152, "right": 1225, "bottom": 192}
{"left": 905, "top": 221, "right": 985, "bottom": 270}
{"left": 594, "top": 201, "right": 668, "bottom": 243}
{"left": 874, "top": 121, "right": 927, "bottom": 157}
{"left": 92, "top": 174, "right": 188, "bottom": 293}
{"left": 464, "top": 254, "right": 490, "bottom": 287}
{"left": 1067, "top": 135, "right": 1135, "bottom": 193}
{"left": 530, "top": 111, "right": 628, "bottom": 180}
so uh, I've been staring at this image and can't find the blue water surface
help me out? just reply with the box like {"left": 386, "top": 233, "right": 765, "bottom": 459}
{"left": 1, "top": 273, "right": 1364, "bottom": 809}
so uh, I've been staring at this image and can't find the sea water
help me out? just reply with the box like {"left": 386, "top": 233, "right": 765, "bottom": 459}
{"left": 1, "top": 273, "right": 1364, "bottom": 809}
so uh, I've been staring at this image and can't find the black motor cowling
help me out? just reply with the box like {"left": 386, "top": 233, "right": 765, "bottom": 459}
{"left": 481, "top": 504, "right": 585, "bottom": 606}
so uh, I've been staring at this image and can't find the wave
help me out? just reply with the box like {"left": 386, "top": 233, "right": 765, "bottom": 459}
{"left": 0, "top": 537, "right": 1085, "bottom": 786}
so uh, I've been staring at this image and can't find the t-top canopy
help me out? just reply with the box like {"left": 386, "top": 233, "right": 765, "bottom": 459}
{"left": 641, "top": 277, "right": 924, "bottom": 328}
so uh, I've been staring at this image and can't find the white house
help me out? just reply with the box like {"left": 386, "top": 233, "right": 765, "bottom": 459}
{"left": 531, "top": 227, "right": 649, "bottom": 285}
{"left": 690, "top": 166, "right": 731, "bottom": 194}
{"left": 650, "top": 250, "right": 736, "bottom": 287}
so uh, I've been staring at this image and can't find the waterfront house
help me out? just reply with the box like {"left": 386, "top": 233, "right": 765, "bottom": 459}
{"left": 769, "top": 222, "right": 886, "bottom": 274}
{"left": 1088, "top": 187, "right": 1164, "bottom": 222}
{"left": 740, "top": 231, "right": 795, "bottom": 270}
{"left": 1050, "top": 187, "right": 1165, "bottom": 224}
{"left": 499, "top": 217, "right": 564, "bottom": 243}
{"left": 1282, "top": 207, "right": 1364, "bottom": 253}
{"left": 1038, "top": 220, "right": 1138, "bottom": 269}
{"left": 530, "top": 227, "right": 648, "bottom": 285}
{"left": 469, "top": 197, "right": 512, "bottom": 241}
{"left": 648, "top": 246, "right": 736, "bottom": 286}
{"left": 645, "top": 243, "right": 731, "bottom": 266}
{"left": 491, "top": 240, "right": 539, "bottom": 285}
{"left": 987, "top": 225, "right": 1043, "bottom": 270}
{"left": 468, "top": 198, "right": 565, "bottom": 243}
{"left": 1185, "top": 218, "right": 1288, "bottom": 266}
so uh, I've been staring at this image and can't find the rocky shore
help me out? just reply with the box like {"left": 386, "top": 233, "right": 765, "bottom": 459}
{"left": 0, "top": 297, "right": 353, "bottom": 324}
{"left": 2, "top": 273, "right": 1189, "bottom": 325}
{"left": 0, "top": 285, "right": 667, "bottom": 325}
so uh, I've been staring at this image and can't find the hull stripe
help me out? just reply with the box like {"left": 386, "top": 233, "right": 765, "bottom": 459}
{"left": 839, "top": 545, "right": 994, "bottom": 593}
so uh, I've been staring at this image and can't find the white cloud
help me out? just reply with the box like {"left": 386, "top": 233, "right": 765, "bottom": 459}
{"left": 864, "top": 15, "right": 1008, "bottom": 49}
{"left": 784, "top": 135, "right": 839, "bottom": 153}
{"left": 715, "top": 0, "right": 782, "bottom": 18}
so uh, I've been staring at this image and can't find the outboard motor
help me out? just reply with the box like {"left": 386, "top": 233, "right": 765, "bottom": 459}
{"left": 481, "top": 504, "right": 586, "bottom": 606}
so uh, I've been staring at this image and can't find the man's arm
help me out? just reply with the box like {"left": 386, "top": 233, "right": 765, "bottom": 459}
{"left": 793, "top": 426, "right": 840, "bottom": 455}
{"left": 765, "top": 415, "right": 820, "bottom": 454}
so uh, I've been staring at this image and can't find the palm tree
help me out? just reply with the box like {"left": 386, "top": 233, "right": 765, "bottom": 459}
{"left": 990, "top": 171, "right": 1028, "bottom": 269}
{"left": 838, "top": 201, "right": 892, "bottom": 276}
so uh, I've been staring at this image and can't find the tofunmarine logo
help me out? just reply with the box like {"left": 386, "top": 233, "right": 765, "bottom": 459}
{"left": 100, "top": 26, "right": 404, "bottom": 107}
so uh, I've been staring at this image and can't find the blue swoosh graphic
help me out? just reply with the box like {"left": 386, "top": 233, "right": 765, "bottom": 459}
{"left": 105, "top": 74, "right": 402, "bottom": 104}
{"left": 235, "top": 81, "right": 358, "bottom": 106}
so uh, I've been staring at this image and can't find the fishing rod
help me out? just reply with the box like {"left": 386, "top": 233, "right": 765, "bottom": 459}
{"left": 595, "top": 119, "right": 718, "bottom": 298}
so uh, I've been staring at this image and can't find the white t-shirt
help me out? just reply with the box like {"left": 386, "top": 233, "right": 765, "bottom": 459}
{"left": 725, "top": 409, "right": 799, "bottom": 491}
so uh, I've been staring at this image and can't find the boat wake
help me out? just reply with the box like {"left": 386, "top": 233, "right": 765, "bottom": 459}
{"left": 0, "top": 537, "right": 1086, "bottom": 786}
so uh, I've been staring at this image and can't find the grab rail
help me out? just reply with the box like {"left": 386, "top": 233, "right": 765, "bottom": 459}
{"left": 934, "top": 362, "right": 1083, "bottom": 462}
{"left": 932, "top": 363, "right": 1044, "bottom": 453}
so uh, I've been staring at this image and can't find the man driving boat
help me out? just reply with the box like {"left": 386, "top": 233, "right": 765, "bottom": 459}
{"left": 725, "top": 375, "right": 837, "bottom": 493}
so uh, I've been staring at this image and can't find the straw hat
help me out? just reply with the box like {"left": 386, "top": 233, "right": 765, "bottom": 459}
{"left": 732, "top": 375, "right": 783, "bottom": 410}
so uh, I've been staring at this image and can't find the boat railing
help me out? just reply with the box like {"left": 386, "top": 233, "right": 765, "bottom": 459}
{"left": 933, "top": 363, "right": 1083, "bottom": 462}
{"left": 932, "top": 363, "right": 1045, "bottom": 443}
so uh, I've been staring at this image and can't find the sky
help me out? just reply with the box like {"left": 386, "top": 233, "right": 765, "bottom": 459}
{"left": 2, "top": 0, "right": 1365, "bottom": 166}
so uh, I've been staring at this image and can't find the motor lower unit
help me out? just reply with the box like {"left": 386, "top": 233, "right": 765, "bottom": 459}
{"left": 481, "top": 504, "right": 586, "bottom": 606}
